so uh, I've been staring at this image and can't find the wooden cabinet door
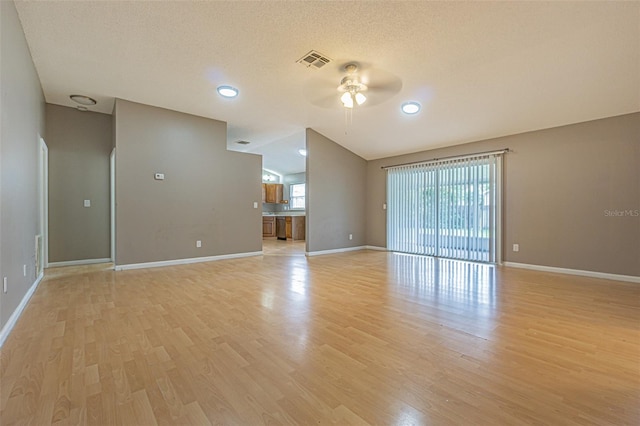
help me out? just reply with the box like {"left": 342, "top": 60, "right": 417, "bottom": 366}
{"left": 285, "top": 217, "right": 292, "bottom": 239}
{"left": 262, "top": 217, "right": 275, "bottom": 237}
{"left": 264, "top": 184, "right": 284, "bottom": 203}
{"left": 292, "top": 216, "right": 305, "bottom": 240}
{"left": 265, "top": 184, "right": 275, "bottom": 203}
{"left": 261, "top": 183, "right": 266, "bottom": 203}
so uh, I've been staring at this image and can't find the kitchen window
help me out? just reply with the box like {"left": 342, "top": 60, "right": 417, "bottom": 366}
{"left": 289, "top": 183, "right": 305, "bottom": 210}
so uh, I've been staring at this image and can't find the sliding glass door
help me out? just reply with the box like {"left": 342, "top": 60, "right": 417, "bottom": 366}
{"left": 387, "top": 153, "right": 502, "bottom": 263}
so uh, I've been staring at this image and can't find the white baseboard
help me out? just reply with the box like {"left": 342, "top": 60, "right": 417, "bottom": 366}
{"left": 306, "top": 246, "right": 367, "bottom": 257}
{"left": 48, "top": 258, "right": 112, "bottom": 268}
{"left": 365, "top": 245, "right": 387, "bottom": 251}
{"left": 0, "top": 272, "right": 44, "bottom": 348}
{"left": 503, "top": 262, "right": 640, "bottom": 283}
{"left": 115, "top": 251, "right": 263, "bottom": 271}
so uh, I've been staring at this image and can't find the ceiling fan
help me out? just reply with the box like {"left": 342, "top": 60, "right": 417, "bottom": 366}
{"left": 338, "top": 64, "right": 368, "bottom": 108}
{"left": 304, "top": 61, "right": 403, "bottom": 110}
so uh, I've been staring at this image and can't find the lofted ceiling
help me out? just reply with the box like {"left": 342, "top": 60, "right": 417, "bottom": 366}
{"left": 14, "top": 0, "right": 640, "bottom": 176}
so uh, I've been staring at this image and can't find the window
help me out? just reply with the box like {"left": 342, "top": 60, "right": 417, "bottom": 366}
{"left": 289, "top": 183, "right": 305, "bottom": 210}
{"left": 386, "top": 153, "right": 503, "bottom": 263}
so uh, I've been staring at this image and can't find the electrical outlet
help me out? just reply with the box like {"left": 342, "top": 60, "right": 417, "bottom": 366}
{"left": 513, "top": 243, "right": 519, "bottom": 252}
{"left": 154, "top": 173, "right": 165, "bottom": 180}
{"left": 349, "top": 234, "right": 353, "bottom": 240}
{"left": 84, "top": 199, "right": 91, "bottom": 207}
{"left": 3, "top": 277, "right": 7, "bottom": 294}
{"left": 196, "top": 240, "right": 202, "bottom": 248}
{"left": 23, "top": 265, "right": 27, "bottom": 277}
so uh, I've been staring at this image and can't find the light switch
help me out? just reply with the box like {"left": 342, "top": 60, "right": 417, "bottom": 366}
{"left": 84, "top": 199, "right": 91, "bottom": 207}
{"left": 383, "top": 203, "right": 387, "bottom": 210}
{"left": 253, "top": 202, "right": 258, "bottom": 209}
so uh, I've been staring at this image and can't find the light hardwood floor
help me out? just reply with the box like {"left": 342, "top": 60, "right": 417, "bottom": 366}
{"left": 262, "top": 238, "right": 306, "bottom": 257}
{"left": 1, "top": 251, "right": 638, "bottom": 425}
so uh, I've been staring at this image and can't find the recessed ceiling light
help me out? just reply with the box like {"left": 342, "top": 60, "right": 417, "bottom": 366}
{"left": 298, "top": 149, "right": 307, "bottom": 156}
{"left": 217, "top": 85, "right": 238, "bottom": 98}
{"left": 70, "top": 95, "right": 97, "bottom": 106}
{"left": 401, "top": 101, "right": 421, "bottom": 115}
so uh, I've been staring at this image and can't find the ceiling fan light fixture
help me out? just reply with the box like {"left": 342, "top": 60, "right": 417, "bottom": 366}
{"left": 402, "top": 101, "right": 421, "bottom": 115}
{"left": 217, "top": 85, "right": 239, "bottom": 98}
{"left": 338, "top": 63, "right": 369, "bottom": 110}
{"left": 341, "top": 92, "right": 354, "bottom": 108}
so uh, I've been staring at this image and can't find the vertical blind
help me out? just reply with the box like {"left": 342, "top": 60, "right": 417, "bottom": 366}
{"left": 387, "top": 153, "right": 503, "bottom": 263}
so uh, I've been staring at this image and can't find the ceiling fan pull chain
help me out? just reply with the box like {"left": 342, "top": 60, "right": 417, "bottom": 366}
{"left": 344, "top": 108, "right": 348, "bottom": 134}
{"left": 344, "top": 107, "right": 355, "bottom": 135}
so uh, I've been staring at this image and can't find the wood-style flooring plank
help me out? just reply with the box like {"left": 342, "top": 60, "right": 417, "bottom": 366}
{"left": 1, "top": 251, "right": 638, "bottom": 425}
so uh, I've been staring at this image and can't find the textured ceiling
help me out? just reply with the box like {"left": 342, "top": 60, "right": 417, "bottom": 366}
{"left": 14, "top": 0, "right": 640, "bottom": 176}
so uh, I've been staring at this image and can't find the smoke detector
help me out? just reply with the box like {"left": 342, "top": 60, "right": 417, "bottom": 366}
{"left": 70, "top": 94, "right": 97, "bottom": 106}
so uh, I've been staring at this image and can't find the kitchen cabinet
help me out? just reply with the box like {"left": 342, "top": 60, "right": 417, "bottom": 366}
{"left": 286, "top": 216, "right": 305, "bottom": 240}
{"left": 263, "top": 183, "right": 284, "bottom": 204}
{"left": 266, "top": 215, "right": 305, "bottom": 240}
{"left": 286, "top": 217, "right": 292, "bottom": 239}
{"left": 262, "top": 216, "right": 276, "bottom": 237}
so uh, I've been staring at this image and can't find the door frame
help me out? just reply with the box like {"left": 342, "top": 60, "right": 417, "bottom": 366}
{"left": 38, "top": 137, "right": 49, "bottom": 272}
{"left": 110, "top": 148, "right": 116, "bottom": 263}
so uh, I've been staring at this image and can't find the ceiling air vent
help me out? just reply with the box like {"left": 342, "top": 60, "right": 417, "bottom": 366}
{"left": 297, "top": 50, "right": 331, "bottom": 69}
{"left": 236, "top": 140, "right": 250, "bottom": 145}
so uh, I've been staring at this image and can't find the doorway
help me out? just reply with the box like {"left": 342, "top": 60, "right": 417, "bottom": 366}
{"left": 37, "top": 137, "right": 48, "bottom": 276}
{"left": 252, "top": 132, "right": 307, "bottom": 257}
{"left": 110, "top": 148, "right": 116, "bottom": 263}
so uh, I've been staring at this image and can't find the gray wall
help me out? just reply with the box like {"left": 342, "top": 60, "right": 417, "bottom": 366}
{"left": 283, "top": 172, "right": 306, "bottom": 191}
{"left": 0, "top": 0, "right": 46, "bottom": 329}
{"left": 366, "top": 113, "right": 640, "bottom": 277}
{"left": 306, "top": 129, "right": 367, "bottom": 253}
{"left": 114, "top": 99, "right": 262, "bottom": 265}
{"left": 45, "top": 104, "right": 113, "bottom": 263}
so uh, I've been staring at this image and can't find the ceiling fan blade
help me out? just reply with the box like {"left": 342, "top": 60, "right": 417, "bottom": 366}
{"left": 366, "top": 82, "right": 403, "bottom": 99}
{"left": 303, "top": 60, "right": 403, "bottom": 109}
{"left": 304, "top": 79, "right": 342, "bottom": 108}
{"left": 361, "top": 68, "right": 402, "bottom": 88}
{"left": 362, "top": 75, "right": 403, "bottom": 107}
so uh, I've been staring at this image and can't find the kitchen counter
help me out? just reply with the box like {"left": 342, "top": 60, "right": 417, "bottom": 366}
{"left": 262, "top": 214, "right": 305, "bottom": 240}
{"left": 262, "top": 212, "right": 306, "bottom": 217}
